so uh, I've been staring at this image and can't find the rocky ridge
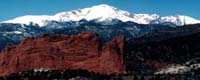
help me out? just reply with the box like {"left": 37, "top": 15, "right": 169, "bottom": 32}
{"left": 0, "top": 32, "right": 126, "bottom": 76}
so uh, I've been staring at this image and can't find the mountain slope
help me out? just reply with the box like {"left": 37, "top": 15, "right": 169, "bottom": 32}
{"left": 0, "top": 20, "right": 175, "bottom": 51}
{"left": 125, "top": 24, "right": 200, "bottom": 74}
{"left": 2, "top": 4, "right": 200, "bottom": 26}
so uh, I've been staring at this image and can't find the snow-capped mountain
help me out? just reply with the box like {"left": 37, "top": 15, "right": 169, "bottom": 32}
{"left": 2, "top": 4, "right": 200, "bottom": 26}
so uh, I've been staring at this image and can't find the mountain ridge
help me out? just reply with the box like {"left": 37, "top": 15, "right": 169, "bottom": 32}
{"left": 2, "top": 4, "right": 200, "bottom": 26}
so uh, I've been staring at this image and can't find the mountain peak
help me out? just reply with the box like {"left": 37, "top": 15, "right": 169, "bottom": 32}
{"left": 53, "top": 4, "right": 128, "bottom": 22}
{"left": 2, "top": 4, "right": 200, "bottom": 26}
{"left": 93, "top": 4, "right": 115, "bottom": 8}
{"left": 89, "top": 4, "right": 119, "bottom": 13}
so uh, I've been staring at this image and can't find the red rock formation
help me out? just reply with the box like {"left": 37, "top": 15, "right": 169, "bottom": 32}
{"left": 0, "top": 32, "right": 126, "bottom": 76}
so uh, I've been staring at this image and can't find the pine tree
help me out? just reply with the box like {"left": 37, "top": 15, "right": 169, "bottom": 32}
{"left": 133, "top": 75, "right": 139, "bottom": 80}
{"left": 140, "top": 75, "right": 145, "bottom": 80}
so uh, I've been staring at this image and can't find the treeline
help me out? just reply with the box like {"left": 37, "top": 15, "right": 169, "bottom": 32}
{"left": 0, "top": 69, "right": 123, "bottom": 80}
{"left": 1, "top": 69, "right": 200, "bottom": 80}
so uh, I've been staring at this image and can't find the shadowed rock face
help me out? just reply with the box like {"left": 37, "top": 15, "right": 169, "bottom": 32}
{"left": 0, "top": 32, "right": 126, "bottom": 76}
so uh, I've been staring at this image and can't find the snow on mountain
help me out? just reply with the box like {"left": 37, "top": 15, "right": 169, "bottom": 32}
{"left": 3, "top": 31, "right": 22, "bottom": 34}
{"left": 160, "top": 15, "right": 200, "bottom": 26}
{"left": 3, "top": 15, "right": 52, "bottom": 26}
{"left": 54, "top": 4, "right": 132, "bottom": 22}
{"left": 2, "top": 4, "right": 200, "bottom": 26}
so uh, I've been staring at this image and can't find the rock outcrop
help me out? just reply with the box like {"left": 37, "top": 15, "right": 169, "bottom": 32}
{"left": 0, "top": 32, "right": 126, "bottom": 76}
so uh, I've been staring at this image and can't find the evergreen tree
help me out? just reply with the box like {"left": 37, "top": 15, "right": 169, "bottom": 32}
{"left": 140, "top": 75, "right": 145, "bottom": 80}
{"left": 117, "top": 75, "right": 123, "bottom": 80}
{"left": 133, "top": 75, "right": 139, "bottom": 80}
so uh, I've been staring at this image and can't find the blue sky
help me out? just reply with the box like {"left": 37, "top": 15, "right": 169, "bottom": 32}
{"left": 0, "top": 0, "right": 199, "bottom": 21}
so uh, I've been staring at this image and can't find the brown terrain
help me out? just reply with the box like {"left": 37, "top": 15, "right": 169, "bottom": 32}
{"left": 0, "top": 32, "right": 126, "bottom": 76}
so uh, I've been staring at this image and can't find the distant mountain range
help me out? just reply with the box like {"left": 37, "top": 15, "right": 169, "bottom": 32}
{"left": 0, "top": 4, "right": 200, "bottom": 51}
{"left": 2, "top": 4, "right": 200, "bottom": 26}
{"left": 0, "top": 21, "right": 166, "bottom": 50}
